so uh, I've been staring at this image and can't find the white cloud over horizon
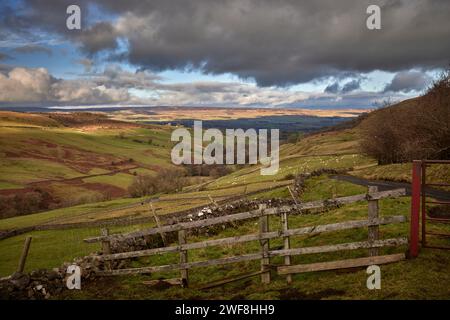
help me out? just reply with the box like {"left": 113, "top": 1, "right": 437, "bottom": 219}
{"left": 0, "top": 65, "right": 425, "bottom": 109}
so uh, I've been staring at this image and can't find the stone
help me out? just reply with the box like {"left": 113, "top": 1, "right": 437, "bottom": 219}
{"left": 47, "top": 271, "right": 60, "bottom": 281}
{"left": 10, "top": 273, "right": 30, "bottom": 289}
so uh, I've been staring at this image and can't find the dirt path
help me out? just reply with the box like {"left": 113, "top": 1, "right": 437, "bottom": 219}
{"left": 330, "top": 174, "right": 450, "bottom": 201}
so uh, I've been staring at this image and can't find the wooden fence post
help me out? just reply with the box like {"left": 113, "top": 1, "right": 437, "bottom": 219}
{"left": 178, "top": 229, "right": 189, "bottom": 287}
{"left": 331, "top": 185, "right": 337, "bottom": 199}
{"left": 208, "top": 194, "right": 218, "bottom": 209}
{"left": 150, "top": 202, "right": 167, "bottom": 246}
{"left": 287, "top": 186, "right": 299, "bottom": 205}
{"left": 368, "top": 186, "right": 379, "bottom": 256}
{"left": 17, "top": 236, "right": 32, "bottom": 273}
{"left": 259, "top": 204, "right": 271, "bottom": 284}
{"left": 101, "top": 228, "right": 111, "bottom": 270}
{"left": 280, "top": 211, "right": 292, "bottom": 284}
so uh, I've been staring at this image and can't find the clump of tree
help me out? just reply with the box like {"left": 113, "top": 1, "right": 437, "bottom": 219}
{"left": 286, "top": 132, "right": 304, "bottom": 144}
{"left": 0, "top": 187, "right": 119, "bottom": 219}
{"left": 128, "top": 168, "right": 188, "bottom": 197}
{"left": 183, "top": 164, "right": 232, "bottom": 178}
{"left": 0, "top": 189, "right": 55, "bottom": 219}
{"left": 360, "top": 69, "right": 450, "bottom": 164}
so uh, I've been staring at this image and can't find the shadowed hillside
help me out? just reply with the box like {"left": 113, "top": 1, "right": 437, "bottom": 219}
{"left": 360, "top": 70, "right": 450, "bottom": 164}
{"left": 0, "top": 112, "right": 176, "bottom": 218}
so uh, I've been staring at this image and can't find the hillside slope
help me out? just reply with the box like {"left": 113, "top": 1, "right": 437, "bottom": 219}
{"left": 0, "top": 111, "right": 449, "bottom": 300}
{"left": 350, "top": 93, "right": 450, "bottom": 184}
{"left": 0, "top": 111, "right": 175, "bottom": 218}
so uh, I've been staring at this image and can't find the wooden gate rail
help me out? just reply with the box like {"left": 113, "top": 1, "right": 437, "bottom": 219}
{"left": 277, "top": 253, "right": 406, "bottom": 275}
{"left": 86, "top": 187, "right": 408, "bottom": 286}
{"left": 94, "top": 216, "right": 406, "bottom": 262}
{"left": 97, "top": 237, "right": 407, "bottom": 276}
{"left": 84, "top": 188, "right": 406, "bottom": 244}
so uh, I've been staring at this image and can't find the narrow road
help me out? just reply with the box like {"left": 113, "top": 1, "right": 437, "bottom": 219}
{"left": 330, "top": 174, "right": 450, "bottom": 201}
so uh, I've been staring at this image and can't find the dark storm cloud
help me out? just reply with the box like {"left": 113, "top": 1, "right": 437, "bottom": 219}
{"left": 342, "top": 80, "right": 361, "bottom": 93}
{"left": 384, "top": 71, "right": 431, "bottom": 93}
{"left": 324, "top": 82, "right": 340, "bottom": 94}
{"left": 76, "top": 22, "right": 118, "bottom": 55}
{"left": 0, "top": 4, "right": 30, "bottom": 32}
{"left": 4, "top": 0, "right": 450, "bottom": 86}
{"left": 92, "top": 64, "right": 162, "bottom": 89}
{"left": 324, "top": 79, "right": 361, "bottom": 94}
{"left": 13, "top": 45, "right": 53, "bottom": 56}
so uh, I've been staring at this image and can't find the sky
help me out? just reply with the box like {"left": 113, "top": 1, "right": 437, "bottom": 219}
{"left": 0, "top": 0, "right": 449, "bottom": 109}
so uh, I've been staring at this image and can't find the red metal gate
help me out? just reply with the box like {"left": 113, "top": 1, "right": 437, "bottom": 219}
{"left": 410, "top": 160, "right": 450, "bottom": 257}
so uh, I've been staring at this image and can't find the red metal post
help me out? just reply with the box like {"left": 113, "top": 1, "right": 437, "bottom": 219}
{"left": 409, "top": 160, "right": 422, "bottom": 258}
{"left": 421, "top": 162, "right": 427, "bottom": 247}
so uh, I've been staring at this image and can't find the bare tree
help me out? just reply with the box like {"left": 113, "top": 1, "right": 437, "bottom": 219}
{"left": 360, "top": 68, "right": 450, "bottom": 163}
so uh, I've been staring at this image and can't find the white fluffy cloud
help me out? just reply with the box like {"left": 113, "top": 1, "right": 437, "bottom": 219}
{"left": 0, "top": 67, "right": 130, "bottom": 104}
{"left": 0, "top": 67, "right": 52, "bottom": 102}
{"left": 0, "top": 65, "right": 410, "bottom": 109}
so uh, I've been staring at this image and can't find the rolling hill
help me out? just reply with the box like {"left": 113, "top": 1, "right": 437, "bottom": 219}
{"left": 0, "top": 111, "right": 176, "bottom": 218}
{"left": 0, "top": 102, "right": 449, "bottom": 299}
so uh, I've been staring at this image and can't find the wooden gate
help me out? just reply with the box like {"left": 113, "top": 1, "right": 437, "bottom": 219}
{"left": 85, "top": 187, "right": 408, "bottom": 287}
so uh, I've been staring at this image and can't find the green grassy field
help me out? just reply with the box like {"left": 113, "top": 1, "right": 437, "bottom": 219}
{"left": 280, "top": 129, "right": 361, "bottom": 157}
{"left": 205, "top": 154, "right": 372, "bottom": 190}
{"left": 0, "top": 156, "right": 84, "bottom": 186}
{"left": 1, "top": 112, "right": 449, "bottom": 299}
{"left": 60, "top": 249, "right": 450, "bottom": 300}
{"left": 1, "top": 174, "right": 449, "bottom": 300}
{"left": 0, "top": 143, "right": 369, "bottom": 231}
{"left": 0, "top": 197, "right": 146, "bottom": 230}
{"left": 351, "top": 162, "right": 450, "bottom": 186}
{"left": 83, "top": 173, "right": 136, "bottom": 189}
{"left": 1, "top": 129, "right": 369, "bottom": 230}
{"left": 0, "top": 176, "right": 403, "bottom": 276}
{"left": 0, "top": 113, "right": 178, "bottom": 217}
{"left": 58, "top": 188, "right": 450, "bottom": 299}
{"left": 0, "top": 126, "right": 174, "bottom": 180}
{"left": 0, "top": 221, "right": 160, "bottom": 277}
